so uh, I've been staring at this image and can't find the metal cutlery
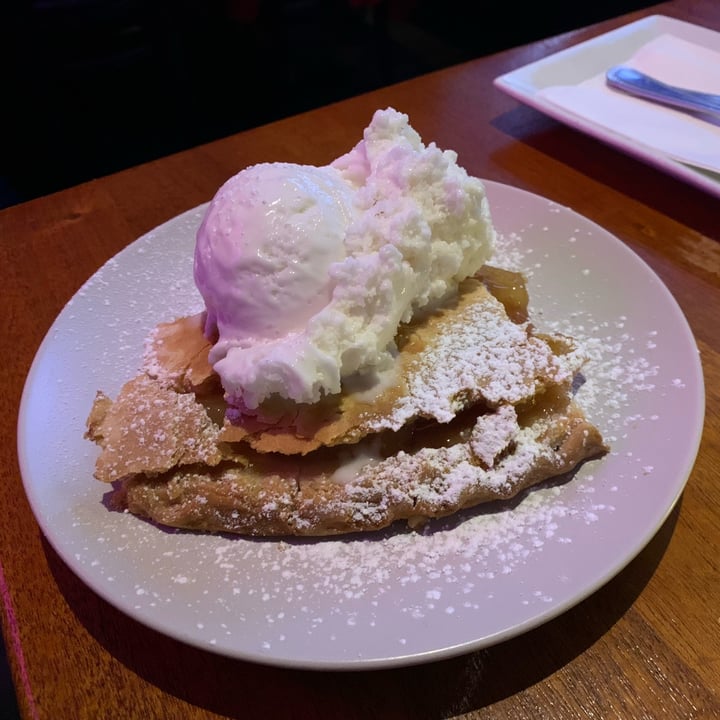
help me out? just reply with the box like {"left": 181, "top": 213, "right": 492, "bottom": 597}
{"left": 606, "top": 65, "right": 720, "bottom": 117}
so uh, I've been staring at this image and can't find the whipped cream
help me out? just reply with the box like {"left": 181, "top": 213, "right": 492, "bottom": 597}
{"left": 193, "top": 107, "right": 496, "bottom": 409}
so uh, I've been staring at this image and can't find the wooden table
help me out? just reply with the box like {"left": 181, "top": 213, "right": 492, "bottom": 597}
{"left": 2, "top": 1, "right": 718, "bottom": 717}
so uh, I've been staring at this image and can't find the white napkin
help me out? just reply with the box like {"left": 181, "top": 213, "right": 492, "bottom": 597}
{"left": 538, "top": 34, "right": 720, "bottom": 174}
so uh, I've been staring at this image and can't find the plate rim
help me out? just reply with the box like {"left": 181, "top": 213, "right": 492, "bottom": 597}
{"left": 16, "top": 180, "right": 706, "bottom": 670}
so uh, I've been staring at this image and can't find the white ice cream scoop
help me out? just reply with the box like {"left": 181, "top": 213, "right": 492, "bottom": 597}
{"left": 194, "top": 162, "right": 354, "bottom": 348}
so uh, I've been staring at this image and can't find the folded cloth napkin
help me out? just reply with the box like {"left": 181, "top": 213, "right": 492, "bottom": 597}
{"left": 538, "top": 34, "right": 720, "bottom": 174}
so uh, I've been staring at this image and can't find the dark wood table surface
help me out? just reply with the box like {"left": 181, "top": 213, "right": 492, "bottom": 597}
{"left": 2, "top": 1, "right": 719, "bottom": 717}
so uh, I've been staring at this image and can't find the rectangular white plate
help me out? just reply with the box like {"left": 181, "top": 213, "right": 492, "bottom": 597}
{"left": 493, "top": 15, "right": 720, "bottom": 198}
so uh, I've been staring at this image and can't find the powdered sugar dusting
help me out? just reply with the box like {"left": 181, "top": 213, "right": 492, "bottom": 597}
{"left": 68, "top": 482, "right": 597, "bottom": 642}
{"left": 383, "top": 292, "right": 580, "bottom": 427}
{"left": 23, "top": 186, "right": 703, "bottom": 667}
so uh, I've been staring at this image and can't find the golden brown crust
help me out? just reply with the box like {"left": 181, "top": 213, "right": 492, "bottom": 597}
{"left": 145, "top": 312, "right": 219, "bottom": 395}
{"left": 119, "top": 399, "right": 607, "bottom": 536}
{"left": 84, "top": 375, "right": 224, "bottom": 483}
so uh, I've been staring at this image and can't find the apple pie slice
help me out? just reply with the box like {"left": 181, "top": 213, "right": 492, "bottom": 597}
{"left": 85, "top": 267, "right": 607, "bottom": 536}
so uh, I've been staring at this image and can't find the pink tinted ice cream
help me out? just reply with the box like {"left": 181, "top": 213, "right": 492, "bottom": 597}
{"left": 193, "top": 107, "right": 496, "bottom": 410}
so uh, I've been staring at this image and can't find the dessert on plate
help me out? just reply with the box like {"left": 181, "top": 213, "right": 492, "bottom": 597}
{"left": 85, "top": 107, "right": 608, "bottom": 536}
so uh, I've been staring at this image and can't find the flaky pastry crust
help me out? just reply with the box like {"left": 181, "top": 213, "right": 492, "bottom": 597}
{"left": 85, "top": 267, "right": 608, "bottom": 537}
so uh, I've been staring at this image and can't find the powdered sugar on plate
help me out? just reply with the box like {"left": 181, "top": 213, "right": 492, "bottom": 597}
{"left": 19, "top": 183, "right": 704, "bottom": 669}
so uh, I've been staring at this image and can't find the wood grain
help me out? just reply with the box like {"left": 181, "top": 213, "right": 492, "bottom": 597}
{"left": 1, "top": 1, "right": 718, "bottom": 717}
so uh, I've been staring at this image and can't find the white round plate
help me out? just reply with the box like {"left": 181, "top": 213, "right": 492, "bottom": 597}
{"left": 17, "top": 181, "right": 704, "bottom": 670}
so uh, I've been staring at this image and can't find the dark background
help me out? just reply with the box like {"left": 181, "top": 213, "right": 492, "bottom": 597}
{"left": 1, "top": 0, "right": 659, "bottom": 209}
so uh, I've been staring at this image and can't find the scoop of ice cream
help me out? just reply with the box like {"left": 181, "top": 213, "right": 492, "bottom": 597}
{"left": 194, "top": 162, "right": 354, "bottom": 345}
{"left": 194, "top": 107, "right": 496, "bottom": 410}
